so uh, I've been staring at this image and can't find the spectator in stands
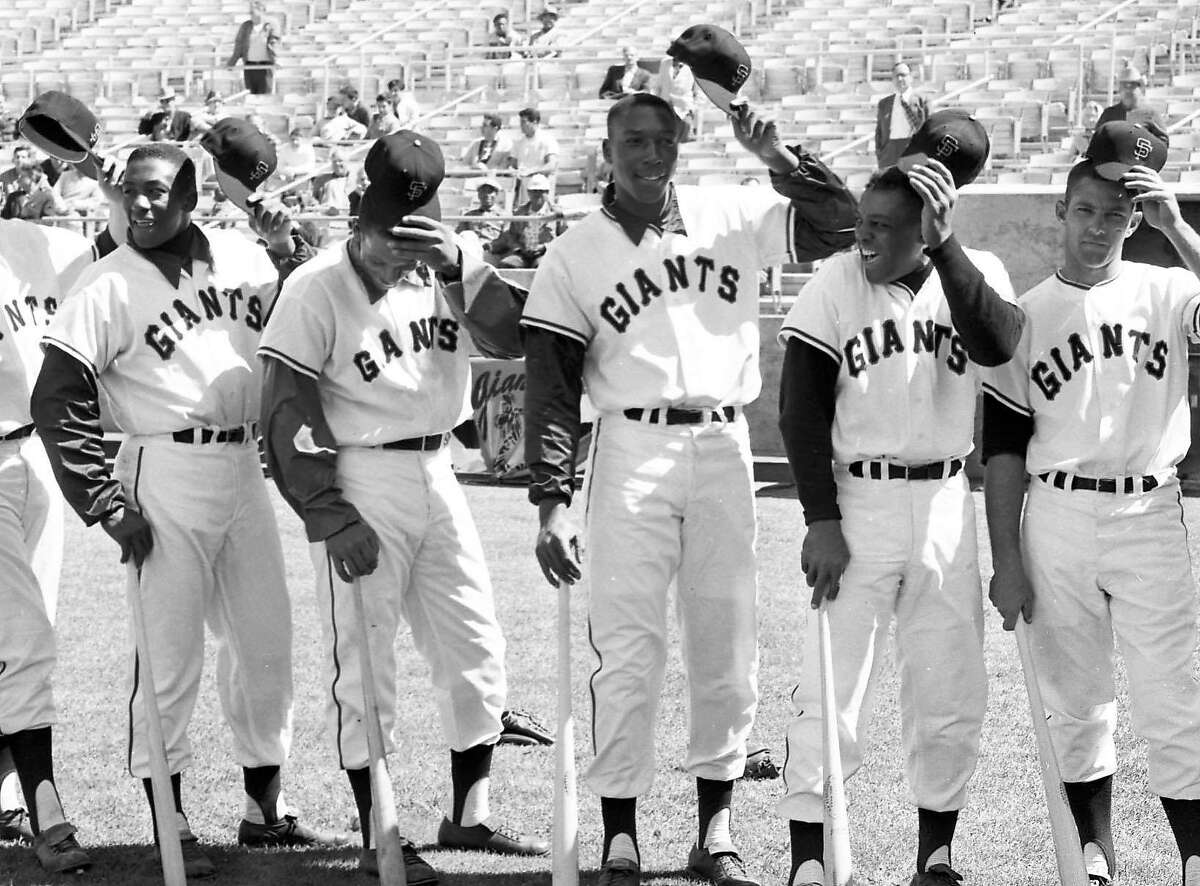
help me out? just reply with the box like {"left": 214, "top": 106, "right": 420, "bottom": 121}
{"left": 1097, "top": 63, "right": 1167, "bottom": 131}
{"left": 386, "top": 78, "right": 420, "bottom": 129}
{"left": 874, "top": 61, "right": 928, "bottom": 169}
{"left": 486, "top": 173, "right": 564, "bottom": 268}
{"left": 52, "top": 163, "right": 101, "bottom": 216}
{"left": 367, "top": 94, "right": 401, "bottom": 139}
{"left": 311, "top": 150, "right": 353, "bottom": 213}
{"left": 339, "top": 86, "right": 371, "bottom": 129}
{"left": 206, "top": 188, "right": 243, "bottom": 229}
{"left": 658, "top": 55, "right": 698, "bottom": 142}
{"left": 276, "top": 127, "right": 318, "bottom": 183}
{"left": 462, "top": 114, "right": 513, "bottom": 170}
{"left": 1064, "top": 100, "right": 1104, "bottom": 157}
{"left": 0, "top": 97, "right": 14, "bottom": 142}
{"left": 145, "top": 111, "right": 173, "bottom": 142}
{"left": 600, "top": 46, "right": 652, "bottom": 100}
{"left": 525, "top": 6, "right": 561, "bottom": 58}
{"left": 348, "top": 165, "right": 369, "bottom": 217}
{"left": 456, "top": 177, "right": 507, "bottom": 256}
{"left": 227, "top": 0, "right": 281, "bottom": 95}
{"left": 0, "top": 144, "right": 35, "bottom": 193}
{"left": 138, "top": 90, "right": 194, "bottom": 141}
{"left": 40, "top": 156, "right": 69, "bottom": 188}
{"left": 320, "top": 96, "right": 367, "bottom": 141}
{"left": 1, "top": 167, "right": 66, "bottom": 221}
{"left": 487, "top": 12, "right": 521, "bottom": 60}
{"left": 196, "top": 91, "right": 225, "bottom": 133}
{"left": 508, "top": 107, "right": 558, "bottom": 202}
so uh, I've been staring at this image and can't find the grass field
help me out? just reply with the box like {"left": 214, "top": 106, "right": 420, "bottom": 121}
{"left": 0, "top": 479, "right": 1190, "bottom": 885}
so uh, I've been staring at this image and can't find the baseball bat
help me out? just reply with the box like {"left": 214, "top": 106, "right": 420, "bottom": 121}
{"left": 1015, "top": 621, "right": 1089, "bottom": 886}
{"left": 553, "top": 581, "right": 578, "bottom": 886}
{"left": 351, "top": 578, "right": 406, "bottom": 886}
{"left": 817, "top": 603, "right": 852, "bottom": 886}
{"left": 127, "top": 565, "right": 187, "bottom": 886}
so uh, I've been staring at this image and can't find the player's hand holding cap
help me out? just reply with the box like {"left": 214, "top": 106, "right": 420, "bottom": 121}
{"left": 359, "top": 129, "right": 445, "bottom": 230}
{"left": 666, "top": 23, "right": 752, "bottom": 113}
{"left": 1084, "top": 120, "right": 1169, "bottom": 181}
{"left": 19, "top": 90, "right": 103, "bottom": 176}
{"left": 897, "top": 109, "right": 989, "bottom": 188}
{"left": 200, "top": 117, "right": 278, "bottom": 211}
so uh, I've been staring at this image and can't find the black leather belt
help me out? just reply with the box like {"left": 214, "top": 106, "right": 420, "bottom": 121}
{"left": 1039, "top": 471, "right": 1159, "bottom": 494}
{"left": 848, "top": 458, "right": 964, "bottom": 481}
{"left": 0, "top": 423, "right": 34, "bottom": 441}
{"left": 172, "top": 424, "right": 255, "bottom": 444}
{"left": 380, "top": 433, "right": 447, "bottom": 452}
{"left": 623, "top": 406, "right": 737, "bottom": 425}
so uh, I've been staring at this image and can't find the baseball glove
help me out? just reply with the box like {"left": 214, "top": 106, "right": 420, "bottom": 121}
{"left": 743, "top": 747, "right": 779, "bottom": 780}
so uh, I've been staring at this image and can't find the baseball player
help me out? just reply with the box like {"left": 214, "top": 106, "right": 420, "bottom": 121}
{"left": 258, "top": 130, "right": 547, "bottom": 881}
{"left": 522, "top": 89, "right": 857, "bottom": 886}
{"left": 30, "top": 140, "right": 343, "bottom": 878}
{"left": 775, "top": 131, "right": 1021, "bottom": 885}
{"left": 984, "top": 123, "right": 1200, "bottom": 886}
{"left": 0, "top": 216, "right": 97, "bottom": 873}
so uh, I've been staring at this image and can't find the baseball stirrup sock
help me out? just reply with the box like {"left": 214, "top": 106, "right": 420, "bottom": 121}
{"left": 1066, "top": 775, "right": 1115, "bottom": 876}
{"left": 916, "top": 808, "right": 958, "bottom": 873}
{"left": 142, "top": 772, "right": 184, "bottom": 843}
{"left": 789, "top": 819, "right": 823, "bottom": 884}
{"left": 8, "top": 728, "right": 59, "bottom": 834}
{"left": 1161, "top": 797, "right": 1200, "bottom": 883}
{"left": 697, "top": 777, "right": 735, "bottom": 855}
{"left": 347, "top": 767, "right": 373, "bottom": 848}
{"left": 243, "top": 764, "right": 283, "bottom": 824}
{"left": 601, "top": 796, "right": 638, "bottom": 863}
{"left": 450, "top": 744, "right": 494, "bottom": 826}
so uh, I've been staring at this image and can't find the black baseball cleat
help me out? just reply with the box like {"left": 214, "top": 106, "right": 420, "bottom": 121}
{"left": 145, "top": 831, "right": 216, "bottom": 879}
{"left": 741, "top": 747, "right": 779, "bottom": 780}
{"left": 498, "top": 709, "right": 554, "bottom": 746}
{"left": 910, "top": 863, "right": 964, "bottom": 885}
{"left": 598, "top": 856, "right": 641, "bottom": 886}
{"left": 686, "top": 844, "right": 760, "bottom": 886}
{"left": 33, "top": 822, "right": 91, "bottom": 874}
{"left": 0, "top": 807, "right": 34, "bottom": 844}
{"left": 359, "top": 838, "right": 439, "bottom": 885}
{"left": 238, "top": 813, "right": 350, "bottom": 847}
{"left": 436, "top": 816, "right": 549, "bottom": 855}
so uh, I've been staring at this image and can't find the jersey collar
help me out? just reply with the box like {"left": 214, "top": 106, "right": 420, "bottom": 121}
{"left": 601, "top": 183, "right": 687, "bottom": 245}
{"left": 127, "top": 222, "right": 213, "bottom": 289}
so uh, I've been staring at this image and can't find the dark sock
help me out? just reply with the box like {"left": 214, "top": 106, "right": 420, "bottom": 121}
{"left": 916, "top": 808, "right": 958, "bottom": 873}
{"left": 8, "top": 728, "right": 55, "bottom": 834}
{"left": 789, "top": 819, "right": 823, "bottom": 882}
{"left": 1161, "top": 796, "right": 1200, "bottom": 881}
{"left": 347, "top": 767, "right": 372, "bottom": 849}
{"left": 450, "top": 743, "right": 493, "bottom": 824}
{"left": 1065, "top": 776, "right": 1115, "bottom": 874}
{"left": 141, "top": 772, "right": 184, "bottom": 844}
{"left": 600, "top": 796, "right": 638, "bottom": 863}
{"left": 697, "top": 777, "right": 734, "bottom": 852}
{"left": 243, "top": 765, "right": 282, "bottom": 823}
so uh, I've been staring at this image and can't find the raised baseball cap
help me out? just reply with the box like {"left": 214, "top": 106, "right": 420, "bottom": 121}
{"left": 19, "top": 91, "right": 101, "bottom": 166}
{"left": 358, "top": 130, "right": 444, "bottom": 229}
{"left": 897, "top": 109, "right": 989, "bottom": 188}
{"left": 200, "top": 117, "right": 277, "bottom": 211}
{"left": 666, "top": 24, "right": 751, "bottom": 114}
{"left": 1085, "top": 120, "right": 1168, "bottom": 181}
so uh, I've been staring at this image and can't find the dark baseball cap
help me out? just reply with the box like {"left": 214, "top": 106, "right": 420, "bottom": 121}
{"left": 666, "top": 24, "right": 751, "bottom": 114}
{"left": 1085, "top": 120, "right": 1169, "bottom": 181}
{"left": 200, "top": 117, "right": 277, "bottom": 211}
{"left": 19, "top": 91, "right": 101, "bottom": 166}
{"left": 897, "top": 109, "right": 989, "bottom": 188}
{"left": 358, "top": 130, "right": 444, "bottom": 229}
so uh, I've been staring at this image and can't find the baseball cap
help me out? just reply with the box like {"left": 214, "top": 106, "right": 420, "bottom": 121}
{"left": 538, "top": 6, "right": 559, "bottom": 19}
{"left": 18, "top": 91, "right": 102, "bottom": 167}
{"left": 666, "top": 24, "right": 751, "bottom": 114}
{"left": 1117, "top": 63, "right": 1144, "bottom": 86}
{"left": 525, "top": 173, "right": 551, "bottom": 191}
{"left": 1084, "top": 120, "right": 1168, "bottom": 181}
{"left": 897, "top": 109, "right": 989, "bottom": 188}
{"left": 475, "top": 176, "right": 501, "bottom": 192}
{"left": 199, "top": 117, "right": 277, "bottom": 211}
{"left": 358, "top": 130, "right": 444, "bottom": 229}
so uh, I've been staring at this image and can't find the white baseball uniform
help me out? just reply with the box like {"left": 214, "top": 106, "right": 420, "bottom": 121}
{"left": 776, "top": 247, "right": 1014, "bottom": 822}
{"left": 522, "top": 182, "right": 845, "bottom": 799}
{"left": 40, "top": 228, "right": 294, "bottom": 778}
{"left": 983, "top": 262, "right": 1200, "bottom": 799}
{"left": 0, "top": 220, "right": 93, "bottom": 735}
{"left": 259, "top": 245, "right": 519, "bottom": 769}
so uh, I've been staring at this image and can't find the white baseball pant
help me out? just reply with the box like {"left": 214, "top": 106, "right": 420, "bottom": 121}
{"left": 778, "top": 467, "right": 987, "bottom": 821}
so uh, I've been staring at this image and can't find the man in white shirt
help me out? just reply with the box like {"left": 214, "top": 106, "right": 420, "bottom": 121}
{"left": 875, "top": 62, "right": 929, "bottom": 169}
{"left": 319, "top": 97, "right": 367, "bottom": 142}
{"left": 275, "top": 128, "right": 317, "bottom": 184}
{"left": 658, "top": 57, "right": 698, "bottom": 142}
{"left": 508, "top": 107, "right": 558, "bottom": 203}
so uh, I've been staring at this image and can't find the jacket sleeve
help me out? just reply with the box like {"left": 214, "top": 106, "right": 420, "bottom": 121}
{"left": 523, "top": 326, "right": 585, "bottom": 505}
{"left": 439, "top": 253, "right": 527, "bottom": 359}
{"left": 259, "top": 356, "right": 364, "bottom": 542}
{"left": 874, "top": 98, "right": 887, "bottom": 153}
{"left": 227, "top": 20, "right": 248, "bottom": 64}
{"left": 770, "top": 145, "right": 858, "bottom": 262}
{"left": 778, "top": 336, "right": 842, "bottom": 524}
{"left": 926, "top": 235, "right": 1024, "bottom": 367}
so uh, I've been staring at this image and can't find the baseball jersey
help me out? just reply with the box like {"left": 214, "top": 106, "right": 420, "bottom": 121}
{"left": 983, "top": 262, "right": 1200, "bottom": 477}
{"left": 0, "top": 220, "right": 94, "bottom": 432}
{"left": 780, "top": 248, "right": 1015, "bottom": 464}
{"left": 42, "top": 228, "right": 279, "bottom": 434}
{"left": 521, "top": 184, "right": 806, "bottom": 412}
{"left": 258, "top": 242, "right": 474, "bottom": 445}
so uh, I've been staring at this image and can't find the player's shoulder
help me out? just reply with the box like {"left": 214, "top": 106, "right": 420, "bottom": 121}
{"left": 0, "top": 218, "right": 90, "bottom": 260}
{"left": 276, "top": 240, "right": 348, "bottom": 301}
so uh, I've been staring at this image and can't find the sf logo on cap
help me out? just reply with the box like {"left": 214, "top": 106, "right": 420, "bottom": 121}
{"left": 250, "top": 159, "right": 271, "bottom": 182}
{"left": 407, "top": 181, "right": 427, "bottom": 201}
{"left": 732, "top": 64, "right": 750, "bottom": 89}
{"left": 934, "top": 134, "right": 959, "bottom": 159}
{"left": 1133, "top": 137, "right": 1153, "bottom": 161}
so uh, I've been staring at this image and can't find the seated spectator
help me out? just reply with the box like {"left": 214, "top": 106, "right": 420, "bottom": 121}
{"left": 1097, "top": 62, "right": 1166, "bottom": 131}
{"left": 525, "top": 6, "right": 561, "bottom": 58}
{"left": 276, "top": 127, "right": 318, "bottom": 182}
{"left": 348, "top": 165, "right": 369, "bottom": 217}
{"left": 1, "top": 167, "right": 66, "bottom": 221}
{"left": 386, "top": 78, "right": 420, "bottom": 129}
{"left": 508, "top": 107, "right": 558, "bottom": 202}
{"left": 599, "top": 46, "right": 652, "bottom": 99}
{"left": 455, "top": 177, "right": 506, "bottom": 256}
{"left": 487, "top": 12, "right": 522, "bottom": 60}
{"left": 658, "top": 56, "right": 697, "bottom": 142}
{"left": 206, "top": 188, "right": 243, "bottom": 229}
{"left": 311, "top": 150, "right": 353, "bottom": 213}
{"left": 486, "top": 173, "right": 564, "bottom": 268}
{"left": 367, "top": 94, "right": 401, "bottom": 139}
{"left": 320, "top": 96, "right": 367, "bottom": 141}
{"left": 583, "top": 141, "right": 611, "bottom": 193}
{"left": 1064, "top": 100, "right": 1104, "bottom": 157}
{"left": 0, "top": 97, "right": 15, "bottom": 142}
{"left": 40, "top": 155, "right": 70, "bottom": 187}
{"left": 0, "top": 143, "right": 34, "bottom": 193}
{"left": 145, "top": 111, "right": 173, "bottom": 142}
{"left": 138, "top": 89, "right": 194, "bottom": 141}
{"left": 196, "top": 91, "right": 225, "bottom": 133}
{"left": 461, "top": 113, "right": 513, "bottom": 170}
{"left": 52, "top": 164, "right": 102, "bottom": 216}
{"left": 339, "top": 85, "right": 371, "bottom": 128}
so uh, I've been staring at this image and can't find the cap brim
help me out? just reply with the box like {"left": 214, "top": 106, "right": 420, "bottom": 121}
{"left": 214, "top": 167, "right": 258, "bottom": 213}
{"left": 695, "top": 78, "right": 744, "bottom": 114}
{"left": 1092, "top": 160, "right": 1134, "bottom": 182}
{"left": 365, "top": 193, "right": 443, "bottom": 231}
{"left": 18, "top": 114, "right": 90, "bottom": 163}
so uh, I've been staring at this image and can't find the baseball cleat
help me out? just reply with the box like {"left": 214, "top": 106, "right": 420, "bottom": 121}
{"left": 33, "top": 822, "right": 91, "bottom": 874}
{"left": 598, "top": 855, "right": 641, "bottom": 886}
{"left": 741, "top": 747, "right": 779, "bottom": 780}
{"left": 909, "top": 863, "right": 963, "bottom": 885}
{"left": 436, "top": 815, "right": 549, "bottom": 855}
{"left": 498, "top": 708, "right": 554, "bottom": 746}
{"left": 686, "top": 844, "right": 760, "bottom": 886}
{"left": 1088, "top": 876, "right": 1112, "bottom": 885}
{"left": 359, "top": 838, "right": 439, "bottom": 885}
{"left": 0, "top": 807, "right": 34, "bottom": 844}
{"left": 238, "top": 813, "right": 350, "bottom": 847}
